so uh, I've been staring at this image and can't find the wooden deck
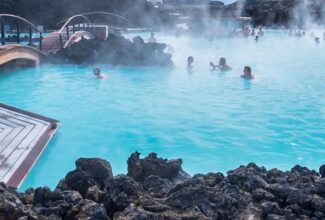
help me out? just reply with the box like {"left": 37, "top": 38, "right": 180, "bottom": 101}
{"left": 0, "top": 103, "right": 59, "bottom": 189}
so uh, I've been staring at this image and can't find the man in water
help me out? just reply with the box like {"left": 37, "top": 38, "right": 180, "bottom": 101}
{"left": 210, "top": 57, "right": 232, "bottom": 71}
{"left": 241, "top": 66, "right": 254, "bottom": 80}
{"left": 187, "top": 56, "right": 194, "bottom": 69}
{"left": 148, "top": 32, "right": 157, "bottom": 43}
{"left": 93, "top": 68, "right": 107, "bottom": 79}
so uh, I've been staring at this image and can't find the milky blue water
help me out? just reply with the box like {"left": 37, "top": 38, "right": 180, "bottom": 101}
{"left": 0, "top": 31, "right": 325, "bottom": 190}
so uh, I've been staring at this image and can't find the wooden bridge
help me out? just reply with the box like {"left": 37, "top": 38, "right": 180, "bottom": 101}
{"left": 0, "top": 12, "right": 129, "bottom": 66}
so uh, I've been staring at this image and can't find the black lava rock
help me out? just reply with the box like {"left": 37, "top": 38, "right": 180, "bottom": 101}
{"left": 1, "top": 152, "right": 325, "bottom": 220}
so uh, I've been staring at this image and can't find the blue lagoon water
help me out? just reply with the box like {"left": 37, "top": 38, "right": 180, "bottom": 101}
{"left": 0, "top": 31, "right": 325, "bottom": 190}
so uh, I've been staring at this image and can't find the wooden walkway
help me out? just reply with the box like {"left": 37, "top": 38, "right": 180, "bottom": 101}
{"left": 0, "top": 103, "right": 59, "bottom": 188}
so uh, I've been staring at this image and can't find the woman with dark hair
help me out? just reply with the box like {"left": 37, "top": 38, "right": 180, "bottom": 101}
{"left": 93, "top": 68, "right": 107, "bottom": 79}
{"left": 241, "top": 66, "right": 254, "bottom": 80}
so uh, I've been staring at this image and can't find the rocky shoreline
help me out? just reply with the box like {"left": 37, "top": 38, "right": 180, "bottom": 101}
{"left": 44, "top": 35, "right": 174, "bottom": 68}
{"left": 1, "top": 152, "right": 325, "bottom": 219}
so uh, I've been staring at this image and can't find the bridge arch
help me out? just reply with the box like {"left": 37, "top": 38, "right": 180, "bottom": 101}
{"left": 58, "top": 15, "right": 91, "bottom": 34}
{"left": 0, "top": 45, "right": 43, "bottom": 67}
{"left": 57, "top": 12, "right": 130, "bottom": 27}
{"left": 0, "top": 14, "right": 42, "bottom": 49}
{"left": 63, "top": 31, "right": 95, "bottom": 48}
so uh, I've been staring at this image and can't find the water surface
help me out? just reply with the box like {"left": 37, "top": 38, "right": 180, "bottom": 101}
{"left": 0, "top": 31, "right": 324, "bottom": 190}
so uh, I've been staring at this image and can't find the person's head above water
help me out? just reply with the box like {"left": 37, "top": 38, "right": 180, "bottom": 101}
{"left": 219, "top": 57, "right": 226, "bottom": 66}
{"left": 93, "top": 67, "right": 101, "bottom": 76}
{"left": 244, "top": 66, "right": 251, "bottom": 73}
{"left": 188, "top": 56, "right": 194, "bottom": 64}
{"left": 151, "top": 32, "right": 155, "bottom": 37}
{"left": 187, "top": 56, "right": 194, "bottom": 69}
{"left": 242, "top": 66, "right": 253, "bottom": 79}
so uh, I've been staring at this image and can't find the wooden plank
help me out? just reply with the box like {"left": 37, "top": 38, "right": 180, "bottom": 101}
{"left": 0, "top": 103, "right": 59, "bottom": 188}
{"left": 0, "top": 125, "right": 49, "bottom": 181}
{"left": 0, "top": 127, "right": 24, "bottom": 152}
{"left": 6, "top": 126, "right": 57, "bottom": 188}
{"left": 0, "top": 128, "right": 13, "bottom": 144}
{"left": 0, "top": 113, "right": 37, "bottom": 127}
{"left": 0, "top": 109, "right": 48, "bottom": 125}
{"left": 0, "top": 104, "right": 59, "bottom": 124}
{"left": 0, "top": 126, "right": 34, "bottom": 164}
{"left": 0, "top": 116, "right": 23, "bottom": 128}
{"left": 0, "top": 122, "right": 11, "bottom": 129}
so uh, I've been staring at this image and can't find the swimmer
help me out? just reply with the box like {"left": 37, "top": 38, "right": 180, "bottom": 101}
{"left": 315, "top": 37, "right": 320, "bottom": 43}
{"left": 187, "top": 56, "right": 194, "bottom": 69}
{"left": 257, "top": 27, "right": 264, "bottom": 37}
{"left": 148, "top": 32, "right": 157, "bottom": 43}
{"left": 210, "top": 57, "right": 232, "bottom": 71}
{"left": 241, "top": 66, "right": 254, "bottom": 80}
{"left": 254, "top": 35, "right": 259, "bottom": 41}
{"left": 93, "top": 68, "right": 107, "bottom": 79}
{"left": 251, "top": 29, "right": 255, "bottom": 36}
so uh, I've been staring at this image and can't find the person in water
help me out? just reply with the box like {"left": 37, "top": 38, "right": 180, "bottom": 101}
{"left": 210, "top": 57, "right": 232, "bottom": 71}
{"left": 241, "top": 66, "right": 254, "bottom": 80}
{"left": 257, "top": 27, "right": 264, "bottom": 37}
{"left": 187, "top": 56, "right": 194, "bottom": 69}
{"left": 93, "top": 68, "right": 107, "bottom": 79}
{"left": 148, "top": 32, "right": 157, "bottom": 43}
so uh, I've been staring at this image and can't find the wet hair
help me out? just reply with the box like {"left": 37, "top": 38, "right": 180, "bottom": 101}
{"left": 93, "top": 67, "right": 101, "bottom": 75}
{"left": 244, "top": 66, "right": 251, "bottom": 75}
{"left": 187, "top": 56, "right": 194, "bottom": 63}
{"left": 219, "top": 57, "right": 226, "bottom": 65}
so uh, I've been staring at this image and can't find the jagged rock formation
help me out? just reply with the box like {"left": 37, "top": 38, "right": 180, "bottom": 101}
{"left": 44, "top": 34, "right": 174, "bottom": 68}
{"left": 1, "top": 152, "right": 325, "bottom": 219}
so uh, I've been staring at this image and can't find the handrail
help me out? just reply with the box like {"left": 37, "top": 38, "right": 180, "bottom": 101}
{"left": 57, "top": 12, "right": 130, "bottom": 26}
{"left": 63, "top": 31, "right": 95, "bottom": 48}
{"left": 0, "top": 14, "right": 43, "bottom": 49}
{"left": 58, "top": 15, "right": 91, "bottom": 34}
{"left": 0, "top": 14, "right": 42, "bottom": 33}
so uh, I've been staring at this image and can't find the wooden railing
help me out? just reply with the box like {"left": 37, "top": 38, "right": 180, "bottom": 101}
{"left": 0, "top": 14, "right": 43, "bottom": 51}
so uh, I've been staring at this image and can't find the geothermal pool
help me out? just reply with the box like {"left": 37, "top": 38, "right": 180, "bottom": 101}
{"left": 0, "top": 31, "right": 325, "bottom": 190}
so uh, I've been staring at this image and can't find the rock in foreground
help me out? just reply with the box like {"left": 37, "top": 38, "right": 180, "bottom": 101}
{"left": 1, "top": 152, "right": 325, "bottom": 219}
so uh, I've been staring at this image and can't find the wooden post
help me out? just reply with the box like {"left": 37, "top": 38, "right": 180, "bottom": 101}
{"left": 39, "top": 32, "right": 42, "bottom": 51}
{"left": 59, "top": 34, "right": 63, "bottom": 49}
{"left": 29, "top": 26, "right": 32, "bottom": 45}
{"left": 0, "top": 17, "right": 5, "bottom": 45}
{"left": 16, "top": 20, "right": 20, "bottom": 44}
{"left": 66, "top": 26, "right": 70, "bottom": 39}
